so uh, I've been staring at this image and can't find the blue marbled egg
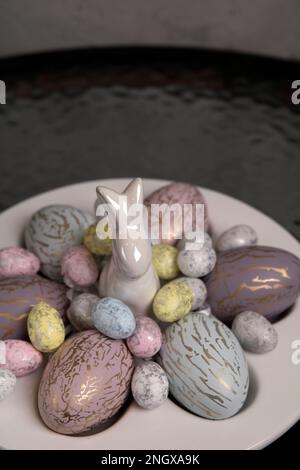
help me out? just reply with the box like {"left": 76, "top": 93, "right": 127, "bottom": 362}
{"left": 158, "top": 312, "right": 249, "bottom": 420}
{"left": 92, "top": 297, "right": 136, "bottom": 339}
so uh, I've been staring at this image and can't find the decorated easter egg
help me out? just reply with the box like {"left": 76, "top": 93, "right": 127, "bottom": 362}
{"left": 61, "top": 246, "right": 99, "bottom": 289}
{"left": 1, "top": 339, "right": 43, "bottom": 376}
{"left": 27, "top": 303, "right": 65, "bottom": 353}
{"left": 38, "top": 330, "right": 134, "bottom": 435}
{"left": 217, "top": 225, "right": 258, "bottom": 252}
{"left": 132, "top": 361, "right": 169, "bottom": 410}
{"left": 205, "top": 246, "right": 300, "bottom": 323}
{"left": 177, "top": 231, "right": 213, "bottom": 252}
{"left": 67, "top": 293, "right": 99, "bottom": 331}
{"left": 0, "top": 247, "right": 40, "bottom": 280}
{"left": 153, "top": 282, "right": 193, "bottom": 322}
{"left": 232, "top": 311, "right": 278, "bottom": 354}
{"left": 126, "top": 317, "right": 162, "bottom": 358}
{"left": 25, "top": 205, "right": 94, "bottom": 281}
{"left": 152, "top": 244, "right": 179, "bottom": 280}
{"left": 92, "top": 297, "right": 136, "bottom": 339}
{"left": 0, "top": 275, "right": 69, "bottom": 340}
{"left": 177, "top": 245, "right": 217, "bottom": 277}
{"left": 84, "top": 223, "right": 112, "bottom": 256}
{"left": 158, "top": 313, "right": 249, "bottom": 419}
{"left": 145, "top": 182, "right": 209, "bottom": 245}
{"left": 0, "top": 368, "right": 16, "bottom": 402}
{"left": 170, "top": 277, "right": 207, "bottom": 310}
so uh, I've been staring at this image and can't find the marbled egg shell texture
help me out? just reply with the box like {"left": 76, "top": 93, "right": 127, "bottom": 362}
{"left": 205, "top": 246, "right": 300, "bottom": 323}
{"left": 0, "top": 275, "right": 69, "bottom": 340}
{"left": 144, "top": 182, "right": 209, "bottom": 245}
{"left": 67, "top": 293, "right": 99, "bottom": 331}
{"left": 61, "top": 246, "right": 99, "bottom": 289}
{"left": 38, "top": 330, "right": 134, "bottom": 435}
{"left": 232, "top": 311, "right": 278, "bottom": 354}
{"left": 0, "top": 368, "right": 16, "bottom": 402}
{"left": 158, "top": 313, "right": 249, "bottom": 419}
{"left": 216, "top": 225, "right": 258, "bottom": 252}
{"left": 126, "top": 316, "right": 162, "bottom": 358}
{"left": 131, "top": 361, "right": 169, "bottom": 409}
{"left": 0, "top": 247, "right": 40, "bottom": 280}
{"left": 1, "top": 339, "right": 43, "bottom": 376}
{"left": 25, "top": 205, "right": 95, "bottom": 281}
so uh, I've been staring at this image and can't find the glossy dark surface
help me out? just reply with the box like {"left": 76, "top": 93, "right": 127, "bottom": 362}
{"left": 0, "top": 48, "right": 299, "bottom": 447}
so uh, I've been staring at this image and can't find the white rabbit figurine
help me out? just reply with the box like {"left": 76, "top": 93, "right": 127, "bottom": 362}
{"left": 95, "top": 178, "right": 159, "bottom": 316}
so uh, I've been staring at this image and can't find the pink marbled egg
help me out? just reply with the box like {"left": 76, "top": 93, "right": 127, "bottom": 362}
{"left": 0, "top": 247, "right": 40, "bottom": 280}
{"left": 1, "top": 339, "right": 43, "bottom": 377}
{"left": 144, "top": 182, "right": 209, "bottom": 245}
{"left": 61, "top": 246, "right": 99, "bottom": 289}
{"left": 126, "top": 317, "right": 162, "bottom": 358}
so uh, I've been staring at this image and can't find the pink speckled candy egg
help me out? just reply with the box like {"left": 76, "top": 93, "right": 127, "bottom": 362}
{"left": 126, "top": 316, "right": 162, "bottom": 358}
{"left": 144, "top": 182, "right": 209, "bottom": 245}
{"left": 0, "top": 339, "right": 43, "bottom": 377}
{"left": 61, "top": 246, "right": 99, "bottom": 289}
{"left": 0, "top": 247, "right": 40, "bottom": 280}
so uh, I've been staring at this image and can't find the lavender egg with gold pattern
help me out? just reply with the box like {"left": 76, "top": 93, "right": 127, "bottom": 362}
{"left": 0, "top": 275, "right": 69, "bottom": 340}
{"left": 158, "top": 312, "right": 249, "bottom": 419}
{"left": 205, "top": 246, "right": 300, "bottom": 323}
{"left": 25, "top": 205, "right": 95, "bottom": 281}
{"left": 38, "top": 330, "right": 134, "bottom": 435}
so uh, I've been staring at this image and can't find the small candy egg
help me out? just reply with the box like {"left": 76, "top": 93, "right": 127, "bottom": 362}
{"left": 0, "top": 368, "right": 16, "bottom": 402}
{"left": 1, "top": 339, "right": 43, "bottom": 376}
{"left": 153, "top": 282, "right": 193, "bottom": 322}
{"left": 84, "top": 223, "right": 112, "bottom": 256}
{"left": 152, "top": 244, "right": 179, "bottom": 280}
{"left": 177, "top": 246, "right": 217, "bottom": 277}
{"left": 0, "top": 247, "right": 40, "bottom": 280}
{"left": 131, "top": 361, "right": 169, "bottom": 409}
{"left": 171, "top": 277, "right": 207, "bottom": 310}
{"left": 61, "top": 246, "right": 99, "bottom": 289}
{"left": 92, "top": 297, "right": 136, "bottom": 339}
{"left": 67, "top": 293, "right": 99, "bottom": 331}
{"left": 216, "top": 225, "right": 258, "bottom": 252}
{"left": 232, "top": 311, "right": 278, "bottom": 354}
{"left": 27, "top": 302, "right": 65, "bottom": 353}
{"left": 126, "top": 317, "right": 162, "bottom": 358}
{"left": 177, "top": 231, "right": 213, "bottom": 252}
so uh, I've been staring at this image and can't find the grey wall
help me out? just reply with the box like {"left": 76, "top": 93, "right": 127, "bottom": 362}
{"left": 0, "top": 0, "right": 299, "bottom": 60}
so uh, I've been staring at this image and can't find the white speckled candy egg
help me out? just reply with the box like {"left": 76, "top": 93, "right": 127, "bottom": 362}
{"left": 27, "top": 302, "right": 65, "bottom": 353}
{"left": 1, "top": 339, "right": 43, "bottom": 376}
{"left": 177, "top": 231, "right": 213, "bottom": 252}
{"left": 216, "top": 225, "right": 258, "bottom": 252}
{"left": 232, "top": 311, "right": 278, "bottom": 354}
{"left": 92, "top": 297, "right": 136, "bottom": 339}
{"left": 170, "top": 277, "right": 207, "bottom": 310}
{"left": 67, "top": 292, "right": 99, "bottom": 331}
{"left": 0, "top": 247, "right": 40, "bottom": 280}
{"left": 61, "top": 246, "right": 99, "bottom": 289}
{"left": 0, "top": 368, "right": 16, "bottom": 402}
{"left": 25, "top": 205, "right": 95, "bottom": 281}
{"left": 131, "top": 361, "right": 169, "bottom": 409}
{"left": 158, "top": 312, "right": 249, "bottom": 419}
{"left": 177, "top": 245, "right": 217, "bottom": 277}
{"left": 153, "top": 281, "right": 193, "bottom": 323}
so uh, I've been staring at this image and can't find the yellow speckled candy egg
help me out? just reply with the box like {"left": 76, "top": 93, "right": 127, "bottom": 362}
{"left": 27, "top": 302, "right": 65, "bottom": 353}
{"left": 84, "top": 223, "right": 112, "bottom": 256}
{"left": 153, "top": 281, "right": 193, "bottom": 322}
{"left": 152, "top": 244, "right": 179, "bottom": 280}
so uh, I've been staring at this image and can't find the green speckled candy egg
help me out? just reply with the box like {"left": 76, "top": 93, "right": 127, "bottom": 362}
{"left": 25, "top": 205, "right": 95, "bottom": 281}
{"left": 152, "top": 244, "right": 179, "bottom": 280}
{"left": 153, "top": 281, "right": 193, "bottom": 322}
{"left": 158, "top": 312, "right": 249, "bottom": 419}
{"left": 27, "top": 302, "right": 65, "bottom": 353}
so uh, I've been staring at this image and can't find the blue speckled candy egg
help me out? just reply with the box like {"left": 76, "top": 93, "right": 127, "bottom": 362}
{"left": 92, "top": 297, "right": 136, "bottom": 339}
{"left": 158, "top": 312, "right": 249, "bottom": 420}
{"left": 25, "top": 205, "right": 95, "bottom": 281}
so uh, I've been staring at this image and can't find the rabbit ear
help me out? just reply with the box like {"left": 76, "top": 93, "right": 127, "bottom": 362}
{"left": 96, "top": 186, "right": 120, "bottom": 220}
{"left": 124, "top": 177, "right": 143, "bottom": 206}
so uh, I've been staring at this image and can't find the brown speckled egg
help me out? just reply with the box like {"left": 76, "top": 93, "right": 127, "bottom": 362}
{"left": 144, "top": 182, "right": 209, "bottom": 245}
{"left": 38, "top": 330, "right": 134, "bottom": 435}
{"left": 24, "top": 205, "right": 95, "bottom": 281}
{"left": 0, "top": 275, "right": 69, "bottom": 340}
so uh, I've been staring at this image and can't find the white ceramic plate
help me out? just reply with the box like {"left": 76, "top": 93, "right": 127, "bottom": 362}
{"left": 0, "top": 178, "right": 300, "bottom": 450}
